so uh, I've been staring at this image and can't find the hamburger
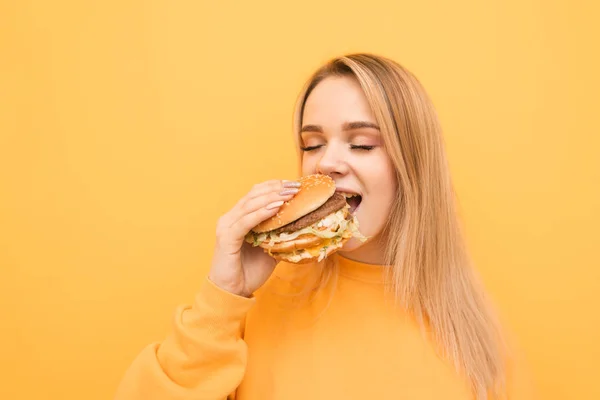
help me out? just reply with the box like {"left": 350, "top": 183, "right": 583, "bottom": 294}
{"left": 245, "top": 174, "right": 367, "bottom": 264}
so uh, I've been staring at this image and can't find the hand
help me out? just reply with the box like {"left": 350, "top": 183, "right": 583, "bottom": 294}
{"left": 208, "top": 179, "right": 301, "bottom": 297}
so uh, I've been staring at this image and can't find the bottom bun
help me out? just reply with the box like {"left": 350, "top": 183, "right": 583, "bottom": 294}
{"left": 271, "top": 237, "right": 350, "bottom": 264}
{"left": 272, "top": 255, "right": 317, "bottom": 264}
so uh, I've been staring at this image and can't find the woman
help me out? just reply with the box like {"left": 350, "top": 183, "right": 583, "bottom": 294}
{"left": 115, "top": 54, "right": 534, "bottom": 399}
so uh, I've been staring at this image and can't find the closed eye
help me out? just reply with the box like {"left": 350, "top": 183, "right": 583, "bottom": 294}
{"left": 350, "top": 145, "right": 375, "bottom": 151}
{"left": 300, "top": 145, "right": 324, "bottom": 152}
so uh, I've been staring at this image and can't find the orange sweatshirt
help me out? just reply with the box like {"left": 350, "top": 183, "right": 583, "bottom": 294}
{"left": 114, "top": 255, "right": 535, "bottom": 399}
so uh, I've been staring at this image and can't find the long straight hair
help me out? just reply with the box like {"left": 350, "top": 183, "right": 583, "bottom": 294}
{"left": 291, "top": 54, "right": 507, "bottom": 399}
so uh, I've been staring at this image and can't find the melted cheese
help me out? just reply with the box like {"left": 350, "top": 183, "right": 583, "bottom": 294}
{"left": 304, "top": 238, "right": 333, "bottom": 257}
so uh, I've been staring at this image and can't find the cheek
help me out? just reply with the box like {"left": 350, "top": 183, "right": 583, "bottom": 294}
{"left": 363, "top": 154, "right": 397, "bottom": 198}
{"left": 360, "top": 157, "right": 397, "bottom": 230}
{"left": 363, "top": 185, "right": 396, "bottom": 227}
{"left": 300, "top": 154, "right": 317, "bottom": 175}
{"left": 371, "top": 166, "right": 397, "bottom": 204}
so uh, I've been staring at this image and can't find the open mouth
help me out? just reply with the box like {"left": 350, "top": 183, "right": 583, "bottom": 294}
{"left": 340, "top": 193, "right": 363, "bottom": 214}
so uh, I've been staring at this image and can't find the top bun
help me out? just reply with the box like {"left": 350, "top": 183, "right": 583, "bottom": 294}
{"left": 252, "top": 174, "right": 336, "bottom": 233}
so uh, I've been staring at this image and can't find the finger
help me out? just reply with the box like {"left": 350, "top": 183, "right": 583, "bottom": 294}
{"left": 224, "top": 180, "right": 282, "bottom": 226}
{"left": 230, "top": 200, "right": 286, "bottom": 239}
{"left": 230, "top": 180, "right": 281, "bottom": 213}
{"left": 230, "top": 188, "right": 298, "bottom": 228}
{"left": 244, "top": 179, "right": 301, "bottom": 201}
{"left": 225, "top": 178, "right": 301, "bottom": 234}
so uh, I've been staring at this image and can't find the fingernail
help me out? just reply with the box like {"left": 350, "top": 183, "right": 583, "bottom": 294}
{"left": 279, "top": 188, "right": 299, "bottom": 196}
{"left": 266, "top": 200, "right": 284, "bottom": 210}
{"left": 282, "top": 180, "right": 301, "bottom": 188}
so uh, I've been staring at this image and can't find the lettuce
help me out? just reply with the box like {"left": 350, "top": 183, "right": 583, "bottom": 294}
{"left": 245, "top": 208, "right": 368, "bottom": 248}
{"left": 345, "top": 218, "right": 368, "bottom": 242}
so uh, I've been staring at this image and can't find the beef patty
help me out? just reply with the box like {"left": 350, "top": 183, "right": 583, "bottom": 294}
{"left": 273, "top": 192, "right": 347, "bottom": 234}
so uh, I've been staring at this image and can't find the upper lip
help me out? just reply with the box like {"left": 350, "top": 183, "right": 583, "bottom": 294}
{"left": 335, "top": 187, "right": 361, "bottom": 197}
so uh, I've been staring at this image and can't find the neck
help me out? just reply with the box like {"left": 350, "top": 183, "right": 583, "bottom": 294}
{"left": 338, "top": 236, "right": 387, "bottom": 265}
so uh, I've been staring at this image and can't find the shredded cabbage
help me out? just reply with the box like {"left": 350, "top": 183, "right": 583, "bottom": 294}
{"left": 245, "top": 207, "right": 368, "bottom": 248}
{"left": 345, "top": 218, "right": 368, "bottom": 242}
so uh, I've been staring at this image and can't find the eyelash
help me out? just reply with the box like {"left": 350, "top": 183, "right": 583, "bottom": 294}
{"left": 300, "top": 145, "right": 375, "bottom": 152}
{"left": 300, "top": 145, "right": 323, "bottom": 152}
{"left": 350, "top": 145, "right": 375, "bottom": 151}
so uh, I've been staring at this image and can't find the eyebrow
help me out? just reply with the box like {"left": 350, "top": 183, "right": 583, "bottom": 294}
{"left": 300, "top": 121, "right": 380, "bottom": 133}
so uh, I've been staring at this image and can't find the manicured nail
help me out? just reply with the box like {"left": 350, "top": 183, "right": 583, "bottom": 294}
{"left": 279, "top": 188, "right": 299, "bottom": 196}
{"left": 266, "top": 200, "right": 284, "bottom": 210}
{"left": 282, "top": 180, "right": 301, "bottom": 188}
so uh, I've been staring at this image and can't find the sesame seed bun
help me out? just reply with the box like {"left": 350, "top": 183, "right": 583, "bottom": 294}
{"left": 252, "top": 174, "right": 336, "bottom": 234}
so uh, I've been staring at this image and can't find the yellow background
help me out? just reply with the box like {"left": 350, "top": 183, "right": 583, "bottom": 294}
{"left": 1, "top": 1, "right": 598, "bottom": 399}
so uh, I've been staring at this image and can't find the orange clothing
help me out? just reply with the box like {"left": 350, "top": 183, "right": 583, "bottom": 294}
{"left": 115, "top": 255, "right": 535, "bottom": 399}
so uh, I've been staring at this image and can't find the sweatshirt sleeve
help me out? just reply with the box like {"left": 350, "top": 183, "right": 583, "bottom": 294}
{"left": 114, "top": 277, "right": 255, "bottom": 400}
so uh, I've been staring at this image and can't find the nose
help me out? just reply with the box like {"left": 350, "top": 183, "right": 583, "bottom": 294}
{"left": 316, "top": 142, "right": 349, "bottom": 176}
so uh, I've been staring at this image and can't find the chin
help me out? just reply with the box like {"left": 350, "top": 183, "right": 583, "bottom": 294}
{"left": 338, "top": 237, "right": 364, "bottom": 252}
{"left": 338, "top": 209, "right": 382, "bottom": 254}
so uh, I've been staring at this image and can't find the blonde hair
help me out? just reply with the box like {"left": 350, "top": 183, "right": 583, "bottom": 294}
{"left": 291, "top": 54, "right": 508, "bottom": 399}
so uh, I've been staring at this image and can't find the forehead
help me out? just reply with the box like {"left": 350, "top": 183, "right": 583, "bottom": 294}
{"left": 302, "top": 76, "right": 376, "bottom": 125}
